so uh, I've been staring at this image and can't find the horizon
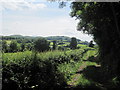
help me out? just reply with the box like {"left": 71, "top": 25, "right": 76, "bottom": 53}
{"left": 1, "top": 34, "right": 87, "bottom": 41}
{"left": 1, "top": 0, "right": 93, "bottom": 42}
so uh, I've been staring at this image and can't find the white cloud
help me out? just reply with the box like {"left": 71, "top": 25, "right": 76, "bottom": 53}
{"left": 0, "top": 0, "right": 47, "bottom": 11}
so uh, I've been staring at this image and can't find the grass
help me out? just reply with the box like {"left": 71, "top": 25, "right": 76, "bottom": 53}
{"left": 77, "top": 44, "right": 87, "bottom": 48}
{"left": 6, "top": 40, "right": 11, "bottom": 44}
{"left": 68, "top": 74, "right": 92, "bottom": 87}
{"left": 2, "top": 51, "right": 32, "bottom": 65}
{"left": 58, "top": 60, "right": 97, "bottom": 87}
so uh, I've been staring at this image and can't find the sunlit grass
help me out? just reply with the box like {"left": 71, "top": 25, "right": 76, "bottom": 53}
{"left": 2, "top": 51, "right": 32, "bottom": 65}
{"left": 6, "top": 40, "right": 11, "bottom": 44}
{"left": 68, "top": 74, "right": 92, "bottom": 87}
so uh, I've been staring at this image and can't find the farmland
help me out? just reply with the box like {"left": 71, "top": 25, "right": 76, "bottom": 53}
{"left": 1, "top": 35, "right": 119, "bottom": 89}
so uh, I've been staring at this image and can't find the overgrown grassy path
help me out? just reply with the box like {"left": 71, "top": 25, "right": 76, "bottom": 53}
{"left": 66, "top": 59, "right": 103, "bottom": 88}
{"left": 67, "top": 61, "right": 87, "bottom": 87}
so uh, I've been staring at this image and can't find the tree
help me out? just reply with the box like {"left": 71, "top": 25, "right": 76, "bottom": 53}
{"left": 70, "top": 37, "right": 77, "bottom": 49}
{"left": 2, "top": 41, "right": 7, "bottom": 53}
{"left": 70, "top": 2, "right": 120, "bottom": 79}
{"left": 34, "top": 38, "right": 50, "bottom": 52}
{"left": 21, "top": 43, "right": 25, "bottom": 52}
{"left": 26, "top": 43, "right": 33, "bottom": 51}
{"left": 9, "top": 41, "right": 18, "bottom": 52}
{"left": 89, "top": 40, "right": 94, "bottom": 48}
{"left": 52, "top": 40, "right": 57, "bottom": 50}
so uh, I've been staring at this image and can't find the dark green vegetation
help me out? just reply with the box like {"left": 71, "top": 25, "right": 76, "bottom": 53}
{"left": 70, "top": 2, "right": 120, "bottom": 88}
{"left": 89, "top": 41, "right": 94, "bottom": 48}
{"left": 34, "top": 38, "right": 50, "bottom": 52}
{"left": 70, "top": 37, "right": 77, "bottom": 49}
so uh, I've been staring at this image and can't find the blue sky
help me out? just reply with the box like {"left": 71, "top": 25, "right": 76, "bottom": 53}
{"left": 0, "top": 0, "right": 93, "bottom": 41}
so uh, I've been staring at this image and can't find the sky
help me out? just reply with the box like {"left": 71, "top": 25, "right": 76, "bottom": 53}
{"left": 0, "top": 0, "right": 93, "bottom": 41}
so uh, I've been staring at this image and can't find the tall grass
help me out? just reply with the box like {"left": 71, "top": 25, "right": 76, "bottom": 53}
{"left": 2, "top": 51, "right": 32, "bottom": 65}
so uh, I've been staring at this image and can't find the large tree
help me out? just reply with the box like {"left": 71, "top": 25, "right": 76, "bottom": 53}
{"left": 70, "top": 2, "right": 120, "bottom": 79}
{"left": 34, "top": 38, "right": 50, "bottom": 52}
{"left": 21, "top": 43, "right": 25, "bottom": 52}
{"left": 52, "top": 40, "right": 57, "bottom": 50}
{"left": 9, "top": 41, "right": 18, "bottom": 52}
{"left": 2, "top": 41, "right": 7, "bottom": 53}
{"left": 70, "top": 37, "right": 77, "bottom": 49}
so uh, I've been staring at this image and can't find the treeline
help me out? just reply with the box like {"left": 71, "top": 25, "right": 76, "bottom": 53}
{"left": 1, "top": 35, "right": 81, "bottom": 41}
{"left": 1, "top": 35, "right": 89, "bottom": 45}
{"left": 1, "top": 35, "right": 91, "bottom": 53}
{"left": 1, "top": 37, "right": 78, "bottom": 53}
{"left": 2, "top": 40, "right": 33, "bottom": 53}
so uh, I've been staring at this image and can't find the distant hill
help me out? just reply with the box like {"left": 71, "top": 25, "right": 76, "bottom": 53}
{"left": 2, "top": 35, "right": 89, "bottom": 45}
{"left": 45, "top": 36, "right": 81, "bottom": 42}
{"left": 10, "top": 35, "right": 23, "bottom": 37}
{"left": 2, "top": 35, "right": 81, "bottom": 41}
{"left": 45, "top": 36, "right": 80, "bottom": 41}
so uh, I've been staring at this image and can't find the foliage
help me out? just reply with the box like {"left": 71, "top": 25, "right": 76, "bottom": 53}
{"left": 70, "top": 2, "right": 120, "bottom": 80}
{"left": 2, "top": 35, "right": 89, "bottom": 53}
{"left": 70, "top": 37, "right": 77, "bottom": 49}
{"left": 2, "top": 40, "right": 8, "bottom": 53}
{"left": 9, "top": 41, "right": 18, "bottom": 52}
{"left": 89, "top": 41, "right": 94, "bottom": 48}
{"left": 26, "top": 43, "right": 33, "bottom": 51}
{"left": 20, "top": 43, "right": 25, "bottom": 52}
{"left": 52, "top": 40, "right": 57, "bottom": 50}
{"left": 34, "top": 38, "right": 50, "bottom": 52}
